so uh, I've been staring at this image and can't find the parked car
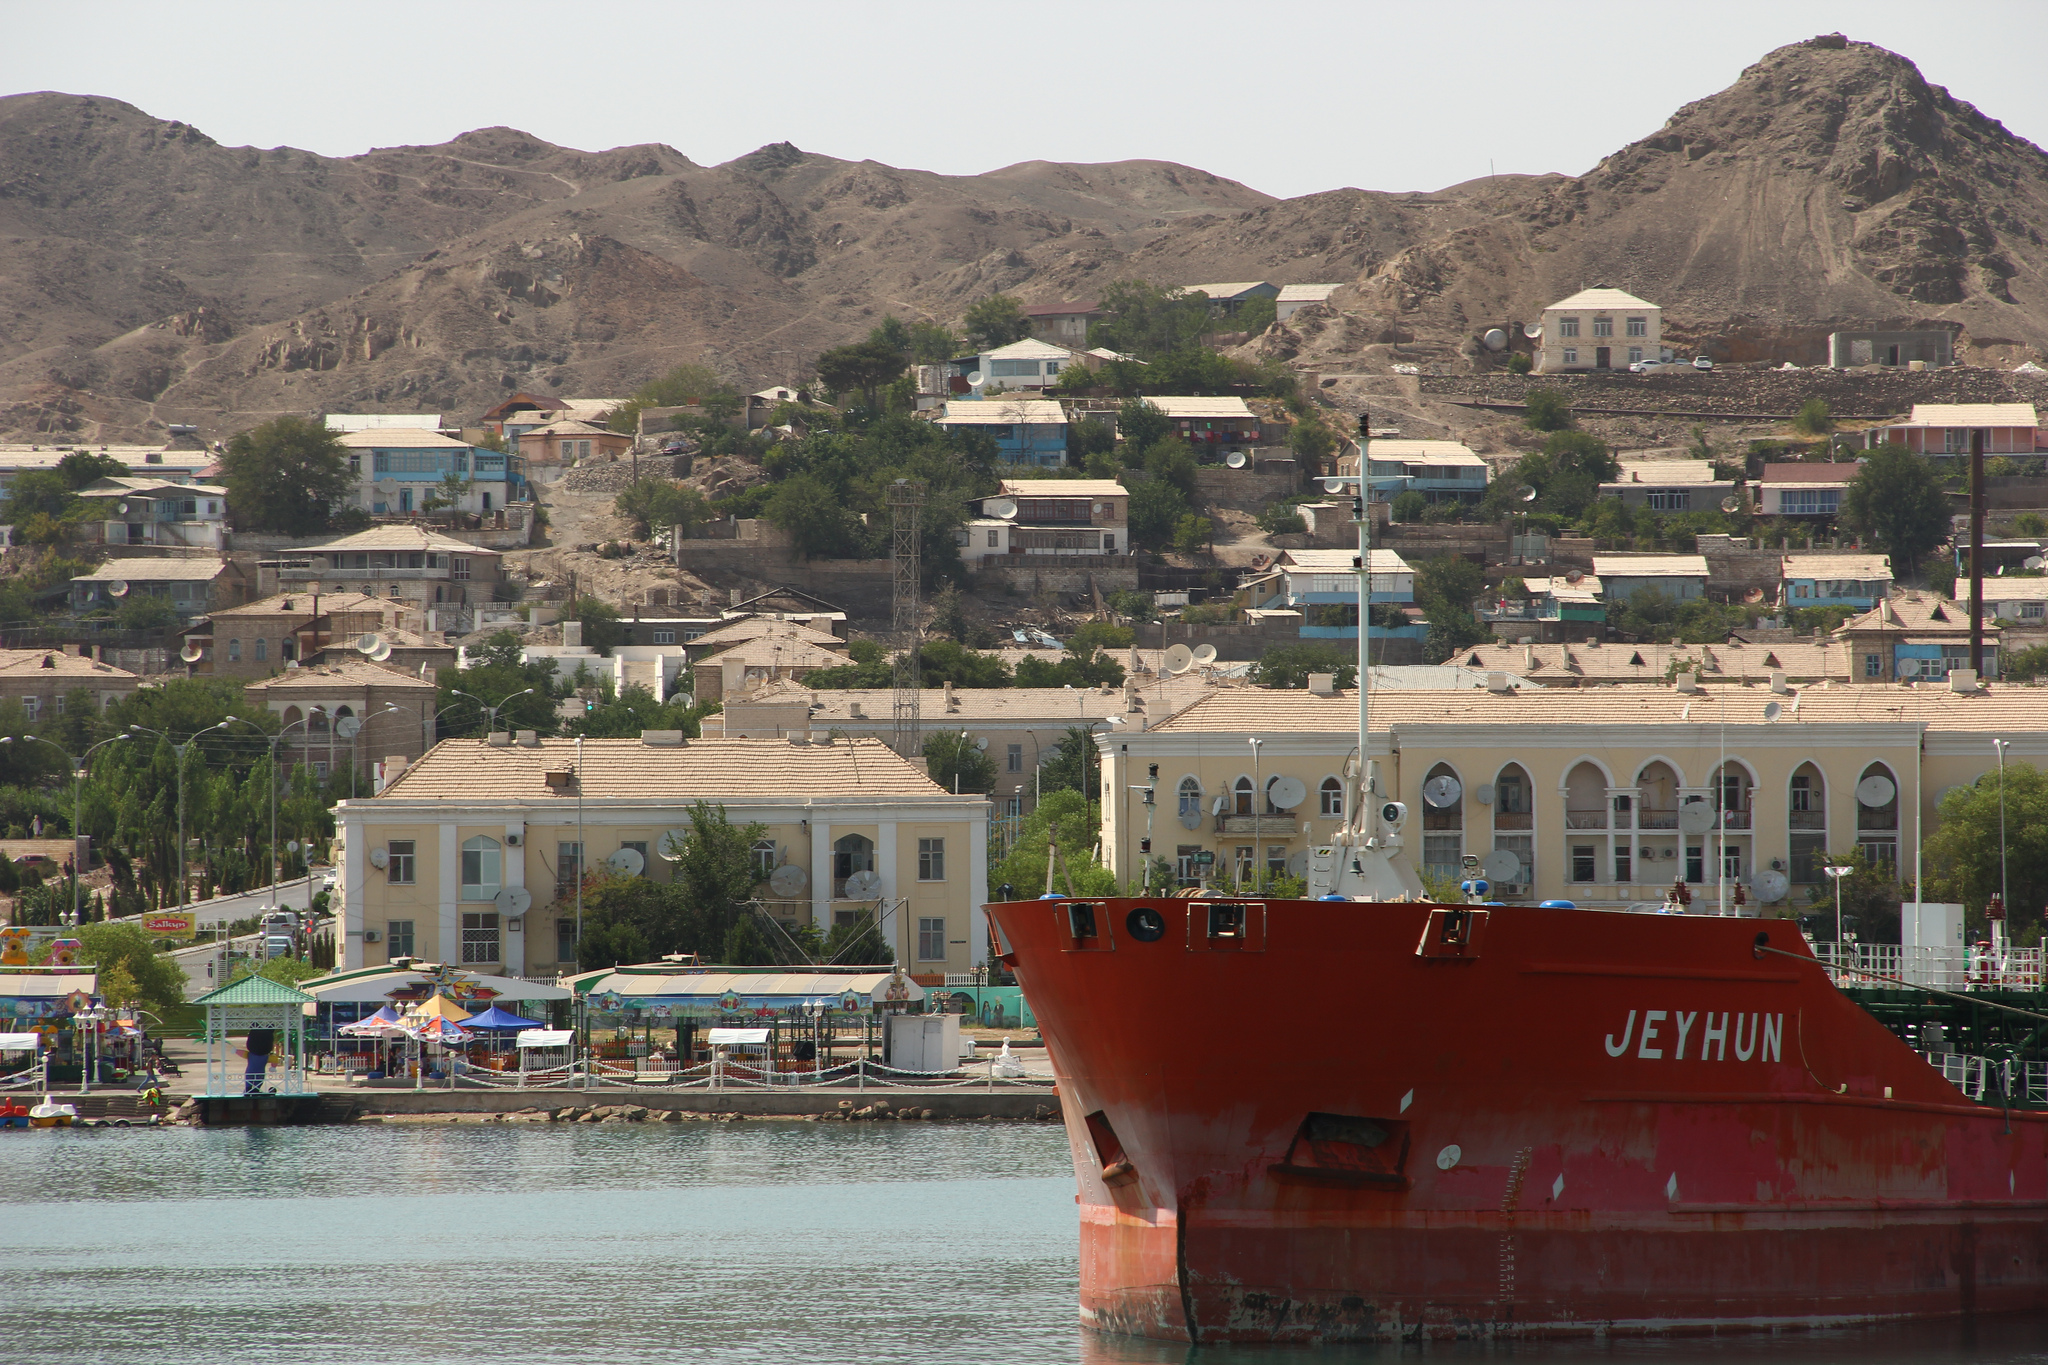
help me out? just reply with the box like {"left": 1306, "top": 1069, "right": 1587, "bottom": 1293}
{"left": 263, "top": 934, "right": 294, "bottom": 960}
{"left": 1693, "top": 356, "right": 1715, "bottom": 370}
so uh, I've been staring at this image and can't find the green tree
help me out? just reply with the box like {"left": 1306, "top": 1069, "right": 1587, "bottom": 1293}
{"left": 1801, "top": 847, "right": 1902, "bottom": 944}
{"left": 76, "top": 921, "right": 189, "bottom": 1012}
{"left": 906, "top": 321, "right": 960, "bottom": 365}
{"left": 1036, "top": 725, "right": 1102, "bottom": 801}
{"left": 435, "top": 632, "right": 566, "bottom": 737}
{"left": 1249, "top": 642, "right": 1358, "bottom": 689}
{"left": 914, "top": 640, "right": 1012, "bottom": 688}
{"left": 1104, "top": 590, "right": 1156, "bottom": 622}
{"left": 2011, "top": 512, "right": 2048, "bottom": 536}
{"left": 990, "top": 788, "right": 1116, "bottom": 898}
{"left": 1287, "top": 418, "right": 1336, "bottom": 467}
{"left": 1068, "top": 620, "right": 1135, "bottom": 653}
{"left": 1116, "top": 397, "right": 1170, "bottom": 455}
{"left": 219, "top": 416, "right": 355, "bottom": 534}
{"left": 420, "top": 471, "right": 472, "bottom": 515}
{"left": 1088, "top": 280, "right": 1214, "bottom": 360}
{"left": 764, "top": 472, "right": 866, "bottom": 559}
{"left": 3, "top": 471, "right": 78, "bottom": 522}
{"left": 569, "top": 597, "right": 625, "bottom": 657}
{"left": 616, "top": 478, "right": 711, "bottom": 538}
{"left": 1014, "top": 650, "right": 1124, "bottom": 689}
{"left": 113, "top": 595, "right": 180, "bottom": 632}
{"left": 1070, "top": 416, "right": 1116, "bottom": 466}
{"left": 1125, "top": 479, "right": 1190, "bottom": 552}
{"left": 1792, "top": 398, "right": 1834, "bottom": 436}
{"left": 1925, "top": 765, "right": 2048, "bottom": 930}
{"left": 923, "top": 730, "right": 997, "bottom": 794}
{"left": 1413, "top": 554, "right": 1490, "bottom": 663}
{"left": 608, "top": 363, "right": 736, "bottom": 434}
{"left": 1171, "top": 514, "right": 1214, "bottom": 555}
{"left": 1842, "top": 444, "right": 1950, "bottom": 576}
{"left": 1523, "top": 388, "right": 1574, "bottom": 432}
{"left": 963, "top": 293, "right": 1032, "bottom": 350}
{"left": 55, "top": 451, "right": 126, "bottom": 489}
{"left": 1392, "top": 489, "right": 1427, "bottom": 522}
{"left": 567, "top": 685, "right": 717, "bottom": 739}
{"left": 815, "top": 338, "right": 908, "bottom": 411}
{"left": 666, "top": 800, "right": 770, "bottom": 945}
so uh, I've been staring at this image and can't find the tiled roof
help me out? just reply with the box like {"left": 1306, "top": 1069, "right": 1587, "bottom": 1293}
{"left": 1366, "top": 440, "right": 1485, "bottom": 464}
{"left": 207, "top": 591, "right": 396, "bottom": 620}
{"left": 518, "top": 418, "right": 617, "bottom": 437}
{"left": 730, "top": 678, "right": 1217, "bottom": 726}
{"left": 0, "top": 650, "right": 139, "bottom": 681}
{"left": 698, "top": 637, "right": 851, "bottom": 669}
{"left": 1455, "top": 640, "right": 1850, "bottom": 684}
{"left": 1605, "top": 461, "right": 1725, "bottom": 487}
{"left": 1593, "top": 555, "right": 1708, "bottom": 578}
{"left": 74, "top": 559, "right": 227, "bottom": 582}
{"left": 937, "top": 400, "right": 1065, "bottom": 425}
{"left": 1783, "top": 553, "right": 1892, "bottom": 578}
{"left": 1147, "top": 684, "right": 2048, "bottom": 735}
{"left": 998, "top": 479, "right": 1128, "bottom": 499}
{"left": 243, "top": 659, "right": 436, "bottom": 692}
{"left": 1761, "top": 463, "right": 1857, "bottom": 484}
{"left": 1547, "top": 287, "right": 1660, "bottom": 312}
{"left": 1278, "top": 548, "right": 1411, "bottom": 572}
{"left": 334, "top": 428, "right": 470, "bottom": 449}
{"left": 980, "top": 339, "right": 1077, "bottom": 361}
{"left": 1839, "top": 594, "right": 1983, "bottom": 634}
{"left": 685, "top": 618, "right": 843, "bottom": 651}
{"left": 324, "top": 414, "right": 445, "bottom": 433}
{"left": 377, "top": 737, "right": 953, "bottom": 801}
{"left": 312, "top": 526, "right": 501, "bottom": 556}
{"left": 76, "top": 476, "right": 228, "bottom": 497}
{"left": 1146, "top": 396, "right": 1256, "bottom": 420}
{"left": 1902, "top": 403, "right": 2038, "bottom": 427}
{"left": 1958, "top": 579, "right": 2048, "bottom": 602}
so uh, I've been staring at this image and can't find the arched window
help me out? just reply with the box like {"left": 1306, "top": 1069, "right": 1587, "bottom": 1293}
{"left": 751, "top": 838, "right": 778, "bottom": 882}
{"left": 1233, "top": 776, "right": 1254, "bottom": 816}
{"left": 833, "top": 833, "right": 875, "bottom": 897}
{"left": 308, "top": 707, "right": 330, "bottom": 734}
{"left": 460, "top": 835, "right": 502, "bottom": 901}
{"left": 1420, "top": 763, "right": 1462, "bottom": 881}
{"left": 1855, "top": 762, "right": 1899, "bottom": 872}
{"left": 1491, "top": 763, "right": 1534, "bottom": 892}
{"left": 281, "top": 705, "right": 302, "bottom": 728}
{"left": 1788, "top": 762, "right": 1827, "bottom": 884}
{"left": 227, "top": 638, "right": 241, "bottom": 662}
{"left": 1178, "top": 777, "right": 1203, "bottom": 818}
{"left": 335, "top": 704, "right": 355, "bottom": 721}
{"left": 1563, "top": 762, "right": 1608, "bottom": 830}
{"left": 1635, "top": 761, "right": 1680, "bottom": 830}
{"left": 1319, "top": 776, "right": 1344, "bottom": 818}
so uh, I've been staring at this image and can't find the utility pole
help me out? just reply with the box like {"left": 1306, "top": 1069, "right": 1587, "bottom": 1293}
{"left": 1969, "top": 426, "right": 1986, "bottom": 676}
{"left": 889, "top": 479, "right": 926, "bottom": 758}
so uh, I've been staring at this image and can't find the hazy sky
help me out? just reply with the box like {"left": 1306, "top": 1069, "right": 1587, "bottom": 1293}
{"left": 6, "top": 0, "right": 2043, "bottom": 200}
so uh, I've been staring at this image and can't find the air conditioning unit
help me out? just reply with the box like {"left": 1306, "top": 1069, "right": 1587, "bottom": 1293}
{"left": 363, "top": 929, "right": 381, "bottom": 943}
{"left": 506, "top": 832, "right": 522, "bottom": 846}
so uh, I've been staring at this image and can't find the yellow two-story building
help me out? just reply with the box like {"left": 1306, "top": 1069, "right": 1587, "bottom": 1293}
{"left": 335, "top": 733, "right": 990, "bottom": 979}
{"left": 1098, "top": 681, "right": 2048, "bottom": 910}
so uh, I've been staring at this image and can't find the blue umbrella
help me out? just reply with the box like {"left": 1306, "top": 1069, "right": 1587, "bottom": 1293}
{"left": 459, "top": 1005, "right": 543, "bottom": 1032}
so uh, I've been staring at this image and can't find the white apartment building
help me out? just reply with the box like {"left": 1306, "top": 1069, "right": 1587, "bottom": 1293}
{"left": 1537, "top": 287, "right": 1663, "bottom": 373}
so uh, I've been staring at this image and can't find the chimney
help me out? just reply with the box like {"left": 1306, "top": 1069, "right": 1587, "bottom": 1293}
{"left": 1948, "top": 668, "right": 1980, "bottom": 693}
{"left": 563, "top": 620, "right": 583, "bottom": 648}
{"left": 1485, "top": 670, "right": 1513, "bottom": 693}
{"left": 639, "top": 730, "right": 683, "bottom": 746}
{"left": 376, "top": 755, "right": 408, "bottom": 793}
{"left": 1307, "top": 672, "right": 1336, "bottom": 696}
{"left": 1770, "top": 670, "right": 1790, "bottom": 694}
{"left": 516, "top": 729, "right": 541, "bottom": 747}
{"left": 849, "top": 700, "right": 864, "bottom": 718}
{"left": 1676, "top": 671, "right": 1701, "bottom": 693}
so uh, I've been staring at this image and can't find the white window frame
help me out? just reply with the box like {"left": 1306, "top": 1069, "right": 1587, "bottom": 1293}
{"left": 460, "top": 835, "right": 502, "bottom": 901}
{"left": 387, "top": 840, "right": 416, "bottom": 885}
{"left": 916, "top": 917, "right": 947, "bottom": 962}
{"left": 918, "top": 837, "right": 946, "bottom": 882}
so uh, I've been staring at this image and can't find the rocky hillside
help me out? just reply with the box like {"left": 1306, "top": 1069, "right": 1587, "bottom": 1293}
{"left": 1, "top": 33, "right": 2044, "bottom": 442}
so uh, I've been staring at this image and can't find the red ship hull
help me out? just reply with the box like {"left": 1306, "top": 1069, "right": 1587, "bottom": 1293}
{"left": 987, "top": 896, "right": 2048, "bottom": 1344}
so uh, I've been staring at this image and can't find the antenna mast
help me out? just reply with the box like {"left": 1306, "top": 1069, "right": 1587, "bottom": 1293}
{"left": 889, "top": 478, "right": 926, "bottom": 758}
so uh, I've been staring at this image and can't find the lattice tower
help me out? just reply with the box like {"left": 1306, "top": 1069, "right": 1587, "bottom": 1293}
{"left": 889, "top": 479, "right": 926, "bottom": 757}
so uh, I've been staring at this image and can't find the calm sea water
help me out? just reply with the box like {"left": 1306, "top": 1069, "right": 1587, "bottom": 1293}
{"left": 3, "top": 1123, "right": 2048, "bottom": 1365}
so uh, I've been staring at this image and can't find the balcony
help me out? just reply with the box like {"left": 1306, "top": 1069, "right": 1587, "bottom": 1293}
{"left": 280, "top": 565, "right": 444, "bottom": 581}
{"left": 1638, "top": 811, "right": 1679, "bottom": 830}
{"left": 1564, "top": 811, "right": 1609, "bottom": 830}
{"left": 1492, "top": 812, "right": 1532, "bottom": 831}
{"left": 1789, "top": 810, "right": 1826, "bottom": 830}
{"left": 1214, "top": 815, "right": 1299, "bottom": 836}
{"left": 1720, "top": 810, "right": 1753, "bottom": 830}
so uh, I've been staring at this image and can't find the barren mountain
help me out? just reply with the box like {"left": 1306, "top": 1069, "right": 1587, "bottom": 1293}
{"left": 1, "top": 32, "right": 2044, "bottom": 442}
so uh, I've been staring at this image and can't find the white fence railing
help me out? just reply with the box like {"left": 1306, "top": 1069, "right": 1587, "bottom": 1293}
{"left": 362, "top": 1052, "right": 1058, "bottom": 1094}
{"left": 1812, "top": 942, "right": 2042, "bottom": 992}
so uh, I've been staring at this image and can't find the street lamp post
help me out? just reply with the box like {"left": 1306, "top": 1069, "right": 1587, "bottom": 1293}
{"left": 1823, "top": 863, "right": 1856, "bottom": 972}
{"left": 450, "top": 688, "right": 536, "bottom": 738}
{"left": 1248, "top": 736, "right": 1264, "bottom": 892}
{"left": 0, "top": 733, "right": 128, "bottom": 929}
{"left": 226, "top": 716, "right": 313, "bottom": 910}
{"left": 128, "top": 720, "right": 237, "bottom": 908}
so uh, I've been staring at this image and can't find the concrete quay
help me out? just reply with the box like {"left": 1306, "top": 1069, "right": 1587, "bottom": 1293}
{"left": 348, "top": 1085, "right": 1062, "bottom": 1122}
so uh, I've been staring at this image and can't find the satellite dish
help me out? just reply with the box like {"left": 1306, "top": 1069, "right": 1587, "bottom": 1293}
{"left": 1762, "top": 701, "right": 1783, "bottom": 722}
{"left": 495, "top": 887, "right": 534, "bottom": 916}
{"left": 354, "top": 633, "right": 381, "bottom": 654}
{"left": 1211, "top": 795, "right": 1227, "bottom": 816}
{"left": 659, "top": 830, "right": 688, "bottom": 861}
{"left": 116, "top": 503, "right": 129, "bottom": 515}
{"left": 965, "top": 371, "right": 985, "bottom": 387}
{"left": 1482, "top": 328, "right": 1508, "bottom": 352}
{"left": 1563, "top": 569, "right": 1584, "bottom": 585}
{"left": 366, "top": 640, "right": 393, "bottom": 662}
{"left": 369, "top": 849, "right": 389, "bottom": 869}
{"left": 985, "top": 497, "right": 1018, "bottom": 520}
{"left": 1480, "top": 850, "right": 1521, "bottom": 883}
{"left": 1268, "top": 776, "right": 1308, "bottom": 810}
{"left": 286, "top": 840, "right": 301, "bottom": 854}
{"left": 1473, "top": 783, "right": 1495, "bottom": 805}
{"left": 1522, "top": 323, "right": 1542, "bottom": 340}
{"left": 1720, "top": 495, "right": 1743, "bottom": 514}
{"left": 1517, "top": 485, "right": 1537, "bottom": 503}
{"left": 769, "top": 863, "right": 807, "bottom": 897}
{"left": 106, "top": 581, "right": 130, "bottom": 598}
{"left": 1752, "top": 870, "right": 1790, "bottom": 904}
{"left": 1164, "top": 643, "right": 1195, "bottom": 674}
{"left": 1743, "top": 588, "right": 1766, "bottom": 603}
{"left": 1678, "top": 796, "right": 1718, "bottom": 834}
{"left": 2025, "top": 556, "right": 2045, "bottom": 571}
{"left": 1856, "top": 775, "right": 1897, "bottom": 807}
{"left": 1286, "top": 850, "right": 1310, "bottom": 878}
{"left": 1225, "top": 451, "right": 1248, "bottom": 469}
{"left": 844, "top": 869, "right": 884, "bottom": 899}
{"left": 1179, "top": 810, "right": 1202, "bottom": 831}
{"left": 1322, "top": 477, "right": 1349, "bottom": 494}
{"left": 1191, "top": 644, "right": 1218, "bottom": 666}
{"left": 334, "top": 716, "right": 362, "bottom": 739}
{"left": 179, "top": 643, "right": 203, "bottom": 663}
{"left": 1423, "top": 774, "right": 1463, "bottom": 808}
{"left": 973, "top": 736, "right": 988, "bottom": 751}
{"left": 607, "top": 848, "right": 645, "bottom": 876}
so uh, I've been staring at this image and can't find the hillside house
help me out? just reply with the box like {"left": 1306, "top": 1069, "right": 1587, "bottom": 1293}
{"left": 70, "top": 558, "right": 247, "bottom": 619}
{"left": 1836, "top": 595, "right": 1995, "bottom": 682}
{"left": 960, "top": 479, "right": 1130, "bottom": 566}
{"left": 954, "top": 339, "right": 1080, "bottom": 394}
{"left": 0, "top": 649, "right": 140, "bottom": 721}
{"left": 324, "top": 414, "right": 448, "bottom": 434}
{"left": 1864, "top": 404, "right": 2041, "bottom": 456}
{"left": 932, "top": 398, "right": 1067, "bottom": 466}
{"left": 1275, "top": 284, "right": 1342, "bottom": 321}
{"left": 692, "top": 635, "right": 853, "bottom": 702}
{"left": 1184, "top": 282, "right": 1279, "bottom": 314}
{"left": 516, "top": 418, "right": 629, "bottom": 470}
{"left": 0, "top": 444, "right": 212, "bottom": 490}
{"left": 1782, "top": 553, "right": 1892, "bottom": 610}
{"left": 1150, "top": 396, "right": 1259, "bottom": 452}
{"left": 1599, "top": 461, "right": 1733, "bottom": 512}
{"left": 1757, "top": 464, "right": 1854, "bottom": 518}
{"left": 180, "top": 591, "right": 421, "bottom": 678}
{"left": 1023, "top": 301, "right": 1099, "bottom": 347}
{"left": 1956, "top": 577, "right": 2048, "bottom": 625}
{"left": 1340, "top": 439, "right": 1488, "bottom": 505}
{"left": 73, "top": 476, "right": 227, "bottom": 550}
{"left": 1593, "top": 555, "right": 1708, "bottom": 604}
{"left": 244, "top": 658, "right": 440, "bottom": 775}
{"left": 479, "top": 394, "right": 621, "bottom": 450}
{"left": 1828, "top": 330, "right": 1954, "bottom": 369}
{"left": 276, "top": 526, "right": 502, "bottom": 618}
{"left": 1536, "top": 287, "right": 1662, "bottom": 372}
{"left": 333, "top": 428, "right": 520, "bottom": 516}
{"left": 1245, "top": 548, "right": 1417, "bottom": 640}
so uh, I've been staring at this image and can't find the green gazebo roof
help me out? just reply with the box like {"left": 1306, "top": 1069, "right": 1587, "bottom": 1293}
{"left": 193, "top": 974, "right": 317, "bottom": 1007}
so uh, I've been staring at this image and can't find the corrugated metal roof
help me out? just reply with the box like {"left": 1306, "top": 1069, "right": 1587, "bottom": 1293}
{"left": 998, "top": 478, "right": 1127, "bottom": 499}
{"left": 936, "top": 400, "right": 1065, "bottom": 425}
{"left": 334, "top": 428, "right": 470, "bottom": 449}
{"left": 980, "top": 339, "right": 1076, "bottom": 361}
{"left": 1546, "top": 287, "right": 1660, "bottom": 312}
{"left": 1147, "top": 396, "right": 1256, "bottom": 420}
{"left": 192, "top": 974, "right": 316, "bottom": 1007}
{"left": 1184, "top": 282, "right": 1274, "bottom": 299}
{"left": 1276, "top": 284, "right": 1342, "bottom": 303}
{"left": 244, "top": 658, "right": 435, "bottom": 691}
{"left": 325, "top": 415, "right": 445, "bottom": 433}
{"left": 1594, "top": 555, "right": 1708, "bottom": 578}
{"left": 1783, "top": 553, "right": 1892, "bottom": 578}
{"left": 1605, "top": 461, "right": 1725, "bottom": 487}
{"left": 1278, "top": 548, "right": 1412, "bottom": 572}
{"left": 1368, "top": 440, "right": 1486, "bottom": 465}
{"left": 1902, "top": 403, "right": 2038, "bottom": 427}
{"left": 75, "top": 558, "right": 228, "bottom": 582}
{"left": 374, "top": 737, "right": 957, "bottom": 801}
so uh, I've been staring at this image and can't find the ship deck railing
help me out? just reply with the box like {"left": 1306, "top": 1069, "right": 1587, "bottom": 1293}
{"left": 1920, "top": 1052, "right": 2048, "bottom": 1107}
{"left": 1813, "top": 942, "right": 2043, "bottom": 993}
{"left": 427, "top": 1055, "right": 1057, "bottom": 1094}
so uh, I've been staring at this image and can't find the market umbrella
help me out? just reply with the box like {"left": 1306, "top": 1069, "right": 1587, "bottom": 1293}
{"left": 407, "top": 1017, "right": 470, "bottom": 1045}
{"left": 404, "top": 995, "right": 473, "bottom": 1024}
{"left": 338, "top": 1004, "right": 405, "bottom": 1037}
{"left": 457, "top": 1005, "right": 542, "bottom": 1032}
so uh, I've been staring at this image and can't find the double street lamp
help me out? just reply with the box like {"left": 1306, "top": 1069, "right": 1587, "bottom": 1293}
{"left": 127, "top": 719, "right": 239, "bottom": 908}
{"left": 450, "top": 688, "right": 535, "bottom": 737}
{"left": 0, "top": 732, "right": 129, "bottom": 929}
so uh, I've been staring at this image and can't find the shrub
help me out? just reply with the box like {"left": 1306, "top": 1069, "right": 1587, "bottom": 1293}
{"left": 1791, "top": 399, "right": 1833, "bottom": 436}
{"left": 1391, "top": 489, "right": 1427, "bottom": 522}
{"left": 1523, "top": 388, "right": 1574, "bottom": 432}
{"left": 1503, "top": 352, "right": 1532, "bottom": 374}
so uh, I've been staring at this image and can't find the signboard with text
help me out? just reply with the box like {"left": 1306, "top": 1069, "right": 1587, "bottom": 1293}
{"left": 143, "top": 913, "right": 195, "bottom": 936}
